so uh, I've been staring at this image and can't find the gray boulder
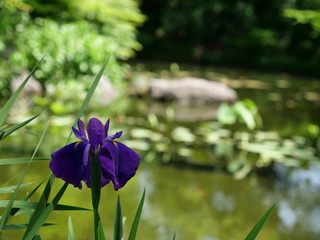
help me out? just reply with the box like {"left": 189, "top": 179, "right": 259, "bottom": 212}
{"left": 149, "top": 77, "right": 237, "bottom": 105}
{"left": 93, "top": 76, "right": 118, "bottom": 106}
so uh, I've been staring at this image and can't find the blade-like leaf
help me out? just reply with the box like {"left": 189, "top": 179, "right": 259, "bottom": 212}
{"left": 128, "top": 188, "right": 146, "bottom": 240}
{"left": 0, "top": 124, "right": 8, "bottom": 131}
{"left": 244, "top": 203, "right": 276, "bottom": 240}
{"left": 91, "top": 150, "right": 105, "bottom": 240}
{"left": 54, "top": 204, "right": 91, "bottom": 211}
{"left": 172, "top": 233, "right": 176, "bottom": 240}
{"left": 0, "top": 55, "right": 45, "bottom": 126}
{"left": 0, "top": 183, "right": 34, "bottom": 194}
{"left": 68, "top": 217, "right": 76, "bottom": 240}
{"left": 0, "top": 201, "right": 89, "bottom": 211}
{"left": 0, "top": 123, "right": 48, "bottom": 232}
{"left": 3, "top": 223, "right": 55, "bottom": 230}
{"left": 67, "top": 56, "right": 110, "bottom": 144}
{"left": 10, "top": 180, "right": 46, "bottom": 217}
{"left": 0, "top": 114, "right": 40, "bottom": 140}
{"left": 22, "top": 178, "right": 68, "bottom": 240}
{"left": 0, "top": 157, "right": 50, "bottom": 165}
{"left": 97, "top": 221, "right": 105, "bottom": 240}
{"left": 114, "top": 196, "right": 123, "bottom": 240}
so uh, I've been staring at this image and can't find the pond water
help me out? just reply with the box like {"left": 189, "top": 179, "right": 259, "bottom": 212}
{"left": 1, "top": 64, "right": 320, "bottom": 239}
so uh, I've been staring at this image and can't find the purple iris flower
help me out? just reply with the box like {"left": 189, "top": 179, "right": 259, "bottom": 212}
{"left": 49, "top": 118, "right": 140, "bottom": 190}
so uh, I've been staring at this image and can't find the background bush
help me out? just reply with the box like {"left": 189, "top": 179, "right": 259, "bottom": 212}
{"left": 0, "top": 0, "right": 145, "bottom": 97}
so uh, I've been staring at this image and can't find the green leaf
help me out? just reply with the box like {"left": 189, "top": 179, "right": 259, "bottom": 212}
{"left": 0, "top": 55, "right": 45, "bottom": 126}
{"left": 22, "top": 176, "right": 68, "bottom": 240}
{"left": 91, "top": 151, "right": 105, "bottom": 240}
{"left": 0, "top": 157, "right": 50, "bottom": 165}
{"left": 0, "top": 183, "right": 34, "bottom": 194}
{"left": 0, "top": 123, "right": 48, "bottom": 232}
{"left": 0, "top": 201, "right": 89, "bottom": 212}
{"left": 68, "top": 217, "right": 76, "bottom": 240}
{"left": 217, "top": 103, "right": 237, "bottom": 125}
{"left": 3, "top": 223, "right": 55, "bottom": 230}
{"left": 113, "top": 196, "right": 123, "bottom": 240}
{"left": 244, "top": 203, "right": 276, "bottom": 240}
{"left": 234, "top": 101, "right": 256, "bottom": 130}
{"left": 172, "top": 233, "right": 176, "bottom": 240}
{"left": 67, "top": 56, "right": 110, "bottom": 144}
{"left": 10, "top": 180, "right": 46, "bottom": 217}
{"left": 128, "top": 188, "right": 146, "bottom": 240}
{"left": 0, "top": 114, "right": 40, "bottom": 140}
{"left": 54, "top": 204, "right": 91, "bottom": 211}
{"left": 0, "top": 200, "right": 38, "bottom": 209}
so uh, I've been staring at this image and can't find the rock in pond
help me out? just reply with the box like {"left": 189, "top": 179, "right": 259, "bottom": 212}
{"left": 149, "top": 77, "right": 237, "bottom": 104}
{"left": 130, "top": 77, "right": 238, "bottom": 104}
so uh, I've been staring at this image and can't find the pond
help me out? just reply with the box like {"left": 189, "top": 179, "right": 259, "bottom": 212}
{"left": 1, "top": 64, "right": 320, "bottom": 239}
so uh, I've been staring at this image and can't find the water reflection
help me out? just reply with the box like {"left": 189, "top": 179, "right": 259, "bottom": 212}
{"left": 1, "top": 159, "right": 320, "bottom": 240}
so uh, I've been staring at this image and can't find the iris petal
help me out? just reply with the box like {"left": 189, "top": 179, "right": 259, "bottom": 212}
{"left": 100, "top": 141, "right": 140, "bottom": 190}
{"left": 87, "top": 118, "right": 105, "bottom": 151}
{"left": 50, "top": 141, "right": 87, "bottom": 189}
{"left": 105, "top": 131, "right": 123, "bottom": 141}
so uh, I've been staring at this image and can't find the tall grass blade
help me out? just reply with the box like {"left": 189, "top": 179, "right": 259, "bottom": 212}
{"left": 68, "top": 217, "right": 76, "bottom": 240}
{"left": 22, "top": 178, "right": 69, "bottom": 240}
{"left": 67, "top": 56, "right": 110, "bottom": 144}
{"left": 113, "top": 196, "right": 123, "bottom": 240}
{"left": 0, "top": 200, "right": 90, "bottom": 211}
{"left": 244, "top": 203, "right": 276, "bottom": 240}
{"left": 0, "top": 157, "right": 50, "bottom": 165}
{"left": 0, "top": 55, "right": 45, "bottom": 126}
{"left": 0, "top": 114, "right": 40, "bottom": 140}
{"left": 9, "top": 180, "right": 46, "bottom": 217}
{"left": 128, "top": 188, "right": 146, "bottom": 240}
{"left": 0, "top": 122, "right": 48, "bottom": 232}
{"left": 0, "top": 183, "right": 34, "bottom": 194}
{"left": 4, "top": 223, "right": 54, "bottom": 230}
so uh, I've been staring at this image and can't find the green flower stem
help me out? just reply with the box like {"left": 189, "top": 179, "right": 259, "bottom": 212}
{"left": 91, "top": 150, "right": 105, "bottom": 240}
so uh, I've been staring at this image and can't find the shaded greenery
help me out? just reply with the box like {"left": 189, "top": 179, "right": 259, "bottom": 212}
{"left": 137, "top": 0, "right": 320, "bottom": 76}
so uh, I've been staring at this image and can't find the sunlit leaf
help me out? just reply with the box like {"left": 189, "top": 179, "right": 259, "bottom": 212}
{"left": 217, "top": 103, "right": 237, "bottom": 125}
{"left": 234, "top": 101, "right": 256, "bottom": 130}
{"left": 68, "top": 217, "right": 76, "bottom": 240}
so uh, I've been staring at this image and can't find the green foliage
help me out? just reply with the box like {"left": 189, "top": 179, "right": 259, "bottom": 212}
{"left": 0, "top": 0, "right": 145, "bottom": 97}
{"left": 284, "top": 9, "right": 320, "bottom": 32}
{"left": 217, "top": 99, "right": 262, "bottom": 130}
